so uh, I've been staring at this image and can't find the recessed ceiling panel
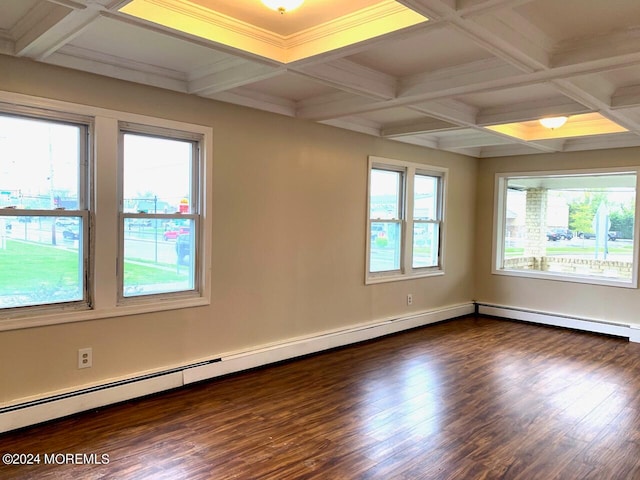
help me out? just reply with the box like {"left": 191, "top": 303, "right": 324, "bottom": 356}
{"left": 239, "top": 73, "right": 336, "bottom": 101}
{"left": 0, "top": 0, "right": 40, "bottom": 30}
{"left": 597, "top": 65, "right": 640, "bottom": 92}
{"left": 354, "top": 107, "right": 432, "bottom": 126}
{"left": 515, "top": 0, "right": 640, "bottom": 43}
{"left": 347, "top": 27, "right": 493, "bottom": 77}
{"left": 68, "top": 16, "right": 231, "bottom": 73}
{"left": 459, "top": 83, "right": 567, "bottom": 110}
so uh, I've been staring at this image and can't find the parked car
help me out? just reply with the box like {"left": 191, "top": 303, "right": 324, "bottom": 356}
{"left": 63, "top": 228, "right": 79, "bottom": 240}
{"left": 551, "top": 228, "right": 573, "bottom": 240}
{"left": 176, "top": 233, "right": 191, "bottom": 264}
{"left": 578, "top": 231, "right": 617, "bottom": 240}
{"left": 56, "top": 218, "right": 78, "bottom": 227}
{"left": 546, "top": 230, "right": 561, "bottom": 241}
{"left": 163, "top": 226, "right": 190, "bottom": 240}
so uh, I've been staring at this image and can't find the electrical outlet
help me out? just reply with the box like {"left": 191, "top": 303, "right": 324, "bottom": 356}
{"left": 407, "top": 294, "right": 413, "bottom": 306}
{"left": 78, "top": 348, "right": 92, "bottom": 369}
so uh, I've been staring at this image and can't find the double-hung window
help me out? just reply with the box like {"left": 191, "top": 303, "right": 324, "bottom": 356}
{"left": 0, "top": 91, "right": 211, "bottom": 329}
{"left": 119, "top": 123, "right": 202, "bottom": 300}
{"left": 0, "top": 107, "right": 90, "bottom": 310}
{"left": 366, "top": 156, "right": 446, "bottom": 283}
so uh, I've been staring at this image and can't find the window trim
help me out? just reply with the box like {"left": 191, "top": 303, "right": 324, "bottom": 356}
{"left": 0, "top": 90, "right": 212, "bottom": 331}
{"left": 117, "top": 124, "right": 204, "bottom": 303}
{"left": 492, "top": 167, "right": 640, "bottom": 289}
{"left": 366, "top": 156, "right": 446, "bottom": 284}
{"left": 0, "top": 106, "right": 92, "bottom": 313}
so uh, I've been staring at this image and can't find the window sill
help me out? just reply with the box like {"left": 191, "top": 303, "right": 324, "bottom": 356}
{"left": 366, "top": 269, "right": 444, "bottom": 285}
{"left": 0, "top": 295, "right": 210, "bottom": 332}
{"left": 493, "top": 267, "right": 637, "bottom": 289}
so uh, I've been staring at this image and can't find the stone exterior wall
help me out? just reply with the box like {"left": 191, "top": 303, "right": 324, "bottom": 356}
{"left": 524, "top": 188, "right": 547, "bottom": 258}
{"left": 504, "top": 257, "right": 633, "bottom": 279}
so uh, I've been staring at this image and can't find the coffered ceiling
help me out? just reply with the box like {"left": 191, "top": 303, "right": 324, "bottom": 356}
{"left": 1, "top": 0, "right": 640, "bottom": 158}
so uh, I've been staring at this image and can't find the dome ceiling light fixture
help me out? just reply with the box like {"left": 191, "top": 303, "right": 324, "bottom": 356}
{"left": 261, "top": 0, "right": 305, "bottom": 14}
{"left": 539, "top": 116, "right": 568, "bottom": 129}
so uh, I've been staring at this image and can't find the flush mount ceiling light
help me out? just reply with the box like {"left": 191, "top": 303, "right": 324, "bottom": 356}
{"left": 261, "top": 0, "right": 304, "bottom": 14}
{"left": 539, "top": 116, "right": 568, "bottom": 129}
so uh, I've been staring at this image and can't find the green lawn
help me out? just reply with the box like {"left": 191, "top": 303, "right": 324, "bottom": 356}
{"left": 0, "top": 239, "right": 187, "bottom": 299}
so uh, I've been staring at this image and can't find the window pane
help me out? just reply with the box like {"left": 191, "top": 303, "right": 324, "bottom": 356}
{"left": 122, "top": 130, "right": 198, "bottom": 299}
{"left": 414, "top": 175, "right": 438, "bottom": 220}
{"left": 123, "top": 134, "right": 193, "bottom": 214}
{"left": 0, "top": 115, "right": 80, "bottom": 210}
{"left": 370, "top": 169, "right": 402, "bottom": 219}
{"left": 369, "top": 221, "right": 401, "bottom": 272}
{"left": 413, "top": 223, "right": 439, "bottom": 268}
{"left": 502, "top": 173, "right": 636, "bottom": 282}
{"left": 123, "top": 217, "right": 195, "bottom": 296}
{"left": 0, "top": 215, "right": 83, "bottom": 308}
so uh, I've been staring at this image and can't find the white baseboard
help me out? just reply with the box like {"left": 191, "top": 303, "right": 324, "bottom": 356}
{"left": 0, "top": 303, "right": 474, "bottom": 433}
{"left": 477, "top": 303, "right": 632, "bottom": 339}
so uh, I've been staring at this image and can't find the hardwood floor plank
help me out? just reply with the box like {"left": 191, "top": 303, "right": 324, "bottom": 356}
{"left": 3, "top": 316, "right": 640, "bottom": 479}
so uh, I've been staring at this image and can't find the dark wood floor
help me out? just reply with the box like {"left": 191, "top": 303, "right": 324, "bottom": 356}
{"left": 3, "top": 316, "right": 640, "bottom": 479}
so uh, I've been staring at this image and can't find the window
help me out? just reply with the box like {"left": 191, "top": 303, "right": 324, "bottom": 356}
{"left": 366, "top": 156, "right": 445, "bottom": 283}
{"left": 119, "top": 124, "right": 202, "bottom": 300}
{"left": 0, "top": 91, "right": 211, "bottom": 329}
{"left": 0, "top": 109, "right": 90, "bottom": 310}
{"left": 494, "top": 169, "right": 639, "bottom": 287}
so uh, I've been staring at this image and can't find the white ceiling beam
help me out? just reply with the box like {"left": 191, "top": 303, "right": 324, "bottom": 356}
{"left": 611, "top": 85, "right": 640, "bottom": 110}
{"left": 382, "top": 120, "right": 458, "bottom": 137}
{"left": 553, "top": 79, "right": 640, "bottom": 134}
{"left": 398, "top": 57, "right": 518, "bottom": 98}
{"left": 437, "top": 132, "right": 514, "bottom": 149}
{"left": 553, "top": 28, "right": 640, "bottom": 68}
{"left": 477, "top": 97, "right": 591, "bottom": 125}
{"left": 457, "top": 0, "right": 536, "bottom": 16}
{"left": 410, "top": 98, "right": 479, "bottom": 125}
{"left": 204, "top": 87, "right": 296, "bottom": 117}
{"left": 291, "top": 59, "right": 397, "bottom": 100}
{"left": 478, "top": 143, "right": 559, "bottom": 158}
{"left": 561, "top": 133, "right": 640, "bottom": 152}
{"left": 296, "top": 92, "right": 383, "bottom": 120}
{"left": 12, "top": 1, "right": 103, "bottom": 60}
{"left": 47, "top": 45, "right": 189, "bottom": 92}
{"left": 0, "top": 30, "right": 13, "bottom": 56}
{"left": 319, "top": 117, "right": 382, "bottom": 137}
{"left": 46, "top": 0, "right": 88, "bottom": 9}
{"left": 390, "top": 135, "right": 441, "bottom": 150}
{"left": 448, "top": 12, "right": 550, "bottom": 72}
{"left": 188, "top": 60, "right": 283, "bottom": 95}
{"left": 394, "top": 0, "right": 456, "bottom": 20}
{"left": 298, "top": 52, "right": 640, "bottom": 122}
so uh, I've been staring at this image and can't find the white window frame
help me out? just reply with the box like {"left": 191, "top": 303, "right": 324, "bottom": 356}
{"left": 117, "top": 123, "right": 203, "bottom": 304}
{"left": 366, "top": 156, "right": 446, "bottom": 284}
{"left": 492, "top": 167, "right": 640, "bottom": 288}
{"left": 0, "top": 104, "right": 92, "bottom": 314}
{"left": 0, "top": 91, "right": 212, "bottom": 331}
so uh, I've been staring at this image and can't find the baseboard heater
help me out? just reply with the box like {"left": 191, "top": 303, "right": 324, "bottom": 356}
{"left": 0, "top": 303, "right": 474, "bottom": 433}
{"left": 476, "top": 302, "right": 634, "bottom": 340}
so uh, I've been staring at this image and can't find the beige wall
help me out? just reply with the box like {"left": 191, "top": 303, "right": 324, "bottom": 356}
{"left": 0, "top": 55, "right": 477, "bottom": 405}
{"left": 475, "top": 149, "right": 640, "bottom": 326}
